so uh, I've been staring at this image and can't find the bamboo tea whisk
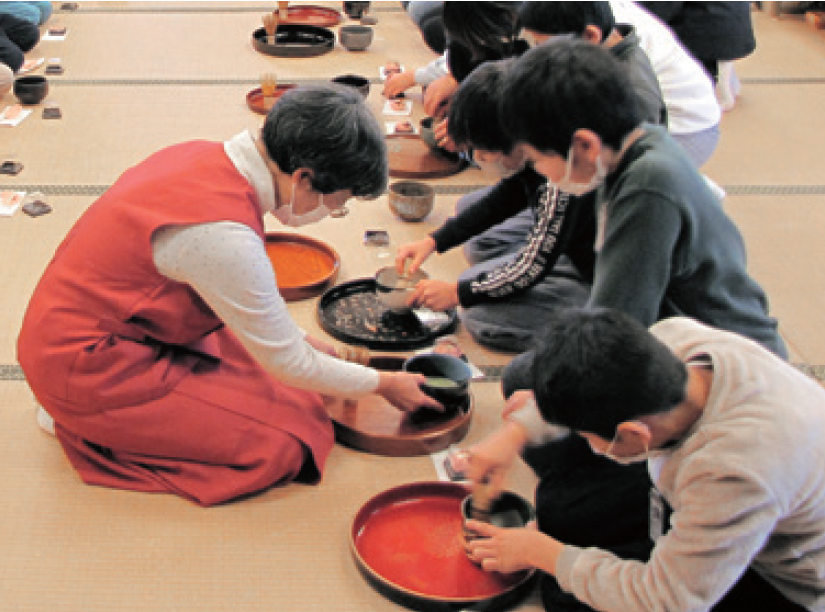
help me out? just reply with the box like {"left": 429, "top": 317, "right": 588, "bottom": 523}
{"left": 261, "top": 73, "right": 278, "bottom": 104}
{"left": 262, "top": 12, "right": 278, "bottom": 45}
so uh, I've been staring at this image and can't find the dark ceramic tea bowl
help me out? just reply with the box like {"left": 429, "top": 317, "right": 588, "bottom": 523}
{"left": 339, "top": 25, "right": 373, "bottom": 51}
{"left": 14, "top": 75, "right": 48, "bottom": 105}
{"left": 331, "top": 74, "right": 370, "bottom": 98}
{"left": 403, "top": 353, "right": 472, "bottom": 405}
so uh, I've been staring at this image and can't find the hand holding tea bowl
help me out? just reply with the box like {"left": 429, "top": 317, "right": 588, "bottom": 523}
{"left": 402, "top": 353, "right": 472, "bottom": 406}
{"left": 462, "top": 491, "right": 539, "bottom": 573}
{"left": 14, "top": 75, "right": 49, "bottom": 105}
{"left": 374, "top": 265, "right": 428, "bottom": 313}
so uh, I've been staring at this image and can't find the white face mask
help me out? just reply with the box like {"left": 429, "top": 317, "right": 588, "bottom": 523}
{"left": 272, "top": 183, "right": 329, "bottom": 227}
{"left": 473, "top": 152, "right": 523, "bottom": 179}
{"left": 591, "top": 426, "right": 667, "bottom": 465}
{"left": 556, "top": 145, "right": 607, "bottom": 197}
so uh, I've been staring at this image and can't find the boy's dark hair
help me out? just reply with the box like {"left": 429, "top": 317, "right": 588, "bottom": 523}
{"left": 442, "top": 1, "right": 521, "bottom": 62}
{"left": 530, "top": 308, "right": 687, "bottom": 440}
{"left": 519, "top": 1, "right": 616, "bottom": 42}
{"left": 501, "top": 39, "right": 643, "bottom": 154}
{"left": 262, "top": 83, "right": 387, "bottom": 199}
{"left": 447, "top": 60, "right": 515, "bottom": 154}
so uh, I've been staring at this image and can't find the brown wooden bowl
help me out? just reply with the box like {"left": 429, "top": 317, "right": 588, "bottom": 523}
{"left": 264, "top": 232, "right": 340, "bottom": 301}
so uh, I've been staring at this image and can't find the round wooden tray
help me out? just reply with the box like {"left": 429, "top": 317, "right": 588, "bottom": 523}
{"left": 275, "top": 5, "right": 342, "bottom": 27}
{"left": 351, "top": 482, "right": 536, "bottom": 611}
{"left": 264, "top": 232, "right": 340, "bottom": 301}
{"left": 252, "top": 25, "right": 334, "bottom": 58}
{"left": 386, "top": 134, "right": 466, "bottom": 180}
{"left": 327, "top": 356, "right": 472, "bottom": 457}
{"left": 317, "top": 278, "right": 457, "bottom": 350}
{"left": 246, "top": 85, "right": 296, "bottom": 115}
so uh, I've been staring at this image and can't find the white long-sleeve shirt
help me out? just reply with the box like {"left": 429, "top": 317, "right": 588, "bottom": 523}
{"left": 610, "top": 0, "right": 721, "bottom": 135}
{"left": 151, "top": 131, "right": 380, "bottom": 399}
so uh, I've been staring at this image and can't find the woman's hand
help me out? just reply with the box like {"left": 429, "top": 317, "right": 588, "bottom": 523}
{"left": 409, "top": 279, "right": 459, "bottom": 312}
{"left": 465, "top": 521, "right": 562, "bottom": 576}
{"left": 382, "top": 71, "right": 416, "bottom": 99}
{"left": 396, "top": 237, "right": 436, "bottom": 275}
{"left": 376, "top": 371, "right": 443, "bottom": 414}
{"left": 423, "top": 74, "right": 459, "bottom": 118}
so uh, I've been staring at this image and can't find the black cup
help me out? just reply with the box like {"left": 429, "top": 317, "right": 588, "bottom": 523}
{"left": 331, "top": 74, "right": 370, "bottom": 99}
{"left": 344, "top": 1, "right": 370, "bottom": 19}
{"left": 13, "top": 75, "right": 49, "bottom": 105}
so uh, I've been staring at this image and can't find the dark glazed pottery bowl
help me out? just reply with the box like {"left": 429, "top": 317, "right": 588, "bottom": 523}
{"left": 403, "top": 353, "right": 473, "bottom": 405}
{"left": 331, "top": 74, "right": 370, "bottom": 98}
{"left": 339, "top": 24, "right": 373, "bottom": 51}
{"left": 343, "top": 1, "right": 371, "bottom": 19}
{"left": 13, "top": 75, "right": 48, "bottom": 105}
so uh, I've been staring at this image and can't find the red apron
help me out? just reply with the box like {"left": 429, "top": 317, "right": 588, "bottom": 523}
{"left": 17, "top": 141, "right": 334, "bottom": 506}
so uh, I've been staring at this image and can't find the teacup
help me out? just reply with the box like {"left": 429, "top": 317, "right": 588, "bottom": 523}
{"left": 13, "top": 75, "right": 48, "bottom": 105}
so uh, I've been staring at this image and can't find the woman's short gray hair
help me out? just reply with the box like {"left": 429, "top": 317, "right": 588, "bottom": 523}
{"left": 261, "top": 83, "right": 388, "bottom": 198}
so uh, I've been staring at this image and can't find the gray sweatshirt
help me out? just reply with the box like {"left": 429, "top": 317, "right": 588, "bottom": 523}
{"left": 557, "top": 317, "right": 825, "bottom": 611}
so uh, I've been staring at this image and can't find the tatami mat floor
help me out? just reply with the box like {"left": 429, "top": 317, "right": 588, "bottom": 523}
{"left": 1, "top": 3, "right": 824, "bottom": 611}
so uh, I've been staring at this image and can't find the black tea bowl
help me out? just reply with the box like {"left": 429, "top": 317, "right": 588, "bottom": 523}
{"left": 13, "top": 75, "right": 48, "bottom": 105}
{"left": 331, "top": 74, "right": 370, "bottom": 98}
{"left": 403, "top": 353, "right": 472, "bottom": 405}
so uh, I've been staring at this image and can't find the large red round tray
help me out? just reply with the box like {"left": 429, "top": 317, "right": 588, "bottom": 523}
{"left": 351, "top": 482, "right": 535, "bottom": 611}
{"left": 264, "top": 232, "right": 340, "bottom": 301}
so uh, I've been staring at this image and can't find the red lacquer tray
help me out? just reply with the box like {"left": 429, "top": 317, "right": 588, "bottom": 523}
{"left": 246, "top": 85, "right": 296, "bottom": 115}
{"left": 386, "top": 134, "right": 466, "bottom": 180}
{"left": 275, "top": 5, "right": 342, "bottom": 27}
{"left": 351, "top": 482, "right": 535, "bottom": 611}
{"left": 325, "top": 357, "right": 471, "bottom": 456}
{"left": 264, "top": 232, "right": 340, "bottom": 301}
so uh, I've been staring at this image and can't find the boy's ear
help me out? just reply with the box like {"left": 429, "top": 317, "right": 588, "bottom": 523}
{"left": 582, "top": 25, "right": 604, "bottom": 45}
{"left": 570, "top": 129, "right": 603, "bottom": 161}
{"left": 616, "top": 420, "right": 652, "bottom": 448}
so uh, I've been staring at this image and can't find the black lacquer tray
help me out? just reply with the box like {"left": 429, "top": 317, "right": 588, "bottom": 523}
{"left": 317, "top": 278, "right": 457, "bottom": 350}
{"left": 252, "top": 25, "right": 334, "bottom": 58}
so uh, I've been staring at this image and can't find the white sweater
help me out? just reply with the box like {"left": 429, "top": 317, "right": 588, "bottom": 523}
{"left": 556, "top": 318, "right": 825, "bottom": 611}
{"left": 610, "top": 0, "right": 721, "bottom": 135}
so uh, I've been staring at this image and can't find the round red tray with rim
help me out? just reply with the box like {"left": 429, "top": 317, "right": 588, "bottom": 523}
{"left": 274, "top": 5, "right": 342, "bottom": 27}
{"left": 351, "top": 481, "right": 536, "bottom": 611}
{"left": 246, "top": 85, "right": 296, "bottom": 115}
{"left": 264, "top": 232, "right": 340, "bottom": 301}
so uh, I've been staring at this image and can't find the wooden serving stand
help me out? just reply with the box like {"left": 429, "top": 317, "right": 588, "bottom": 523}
{"left": 325, "top": 356, "right": 472, "bottom": 457}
